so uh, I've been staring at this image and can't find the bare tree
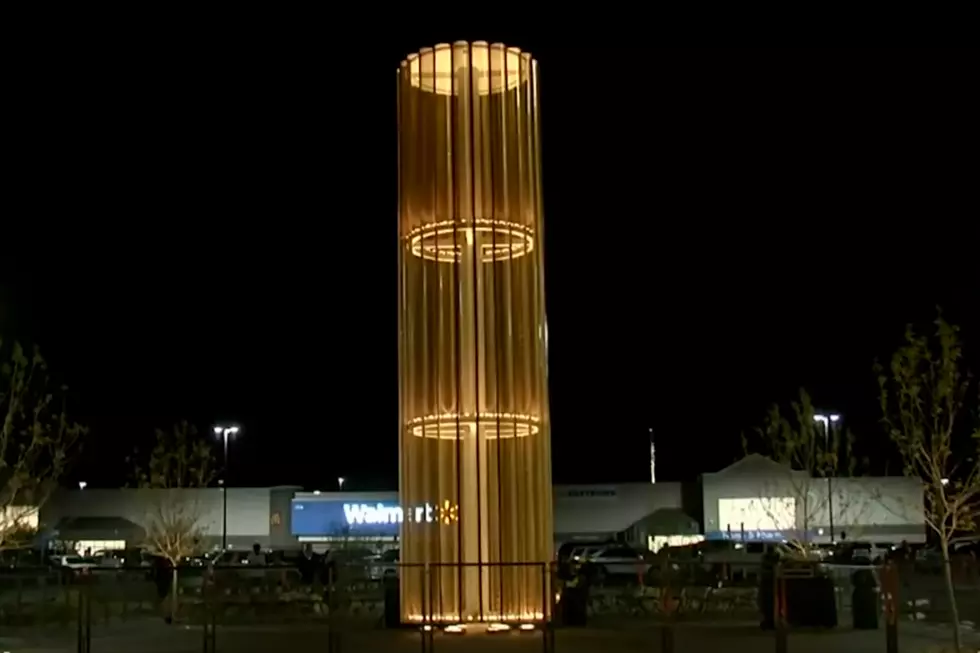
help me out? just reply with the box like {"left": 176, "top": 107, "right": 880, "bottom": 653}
{"left": 878, "top": 314, "right": 979, "bottom": 652}
{"left": 136, "top": 421, "right": 216, "bottom": 622}
{"left": 1, "top": 341, "right": 85, "bottom": 551}
{"left": 743, "top": 389, "right": 869, "bottom": 555}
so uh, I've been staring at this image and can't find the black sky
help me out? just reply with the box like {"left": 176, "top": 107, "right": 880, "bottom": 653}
{"left": 3, "top": 46, "right": 977, "bottom": 491}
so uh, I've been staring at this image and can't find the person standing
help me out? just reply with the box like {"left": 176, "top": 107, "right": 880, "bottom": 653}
{"left": 321, "top": 549, "right": 338, "bottom": 607}
{"left": 247, "top": 543, "right": 267, "bottom": 566}
{"left": 152, "top": 555, "right": 174, "bottom": 624}
{"left": 245, "top": 543, "right": 268, "bottom": 596}
{"left": 296, "top": 543, "right": 321, "bottom": 586}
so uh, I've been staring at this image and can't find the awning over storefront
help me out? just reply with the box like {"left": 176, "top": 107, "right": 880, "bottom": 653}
{"left": 639, "top": 508, "right": 701, "bottom": 536}
{"left": 52, "top": 516, "right": 145, "bottom": 543}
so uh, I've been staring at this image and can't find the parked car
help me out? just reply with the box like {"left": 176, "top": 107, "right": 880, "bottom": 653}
{"left": 368, "top": 548, "right": 399, "bottom": 580}
{"left": 826, "top": 542, "right": 889, "bottom": 565}
{"left": 952, "top": 537, "right": 980, "bottom": 556}
{"left": 568, "top": 545, "right": 603, "bottom": 563}
{"left": 911, "top": 541, "right": 977, "bottom": 573}
{"left": 582, "top": 545, "right": 651, "bottom": 583}
{"left": 208, "top": 550, "right": 253, "bottom": 566}
{"left": 50, "top": 555, "right": 97, "bottom": 571}
{"left": 93, "top": 550, "right": 126, "bottom": 568}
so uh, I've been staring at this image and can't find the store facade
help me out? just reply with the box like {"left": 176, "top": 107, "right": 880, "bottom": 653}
{"left": 39, "top": 485, "right": 697, "bottom": 554}
{"left": 40, "top": 487, "right": 300, "bottom": 552}
{"left": 701, "top": 454, "right": 926, "bottom": 544}
{"left": 553, "top": 483, "right": 700, "bottom": 551}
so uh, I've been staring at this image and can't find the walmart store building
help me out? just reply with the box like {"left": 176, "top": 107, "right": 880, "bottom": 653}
{"left": 40, "top": 483, "right": 696, "bottom": 554}
{"left": 39, "top": 456, "right": 926, "bottom": 554}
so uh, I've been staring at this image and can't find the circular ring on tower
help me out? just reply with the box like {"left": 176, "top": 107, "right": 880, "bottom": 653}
{"left": 403, "top": 42, "right": 530, "bottom": 96}
{"left": 406, "top": 219, "right": 535, "bottom": 264}
{"left": 406, "top": 412, "right": 539, "bottom": 440}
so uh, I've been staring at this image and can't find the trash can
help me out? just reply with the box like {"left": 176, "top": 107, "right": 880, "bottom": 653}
{"left": 851, "top": 568, "right": 878, "bottom": 629}
{"left": 383, "top": 576, "right": 400, "bottom": 628}
{"left": 559, "top": 583, "right": 589, "bottom": 626}
{"left": 758, "top": 552, "right": 777, "bottom": 629}
{"left": 764, "top": 560, "right": 837, "bottom": 629}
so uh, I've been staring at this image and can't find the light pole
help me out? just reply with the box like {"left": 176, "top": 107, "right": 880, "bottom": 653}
{"left": 213, "top": 425, "right": 240, "bottom": 550}
{"left": 813, "top": 413, "right": 841, "bottom": 544}
{"left": 338, "top": 477, "right": 345, "bottom": 491}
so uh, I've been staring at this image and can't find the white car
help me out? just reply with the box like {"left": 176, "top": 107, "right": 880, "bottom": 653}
{"left": 52, "top": 555, "right": 97, "bottom": 571}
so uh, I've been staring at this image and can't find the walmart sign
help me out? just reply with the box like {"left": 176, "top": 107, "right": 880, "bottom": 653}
{"left": 291, "top": 500, "right": 441, "bottom": 537}
{"left": 342, "top": 502, "right": 438, "bottom": 525}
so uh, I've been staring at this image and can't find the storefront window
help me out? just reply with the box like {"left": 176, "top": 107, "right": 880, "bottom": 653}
{"left": 74, "top": 540, "right": 125, "bottom": 555}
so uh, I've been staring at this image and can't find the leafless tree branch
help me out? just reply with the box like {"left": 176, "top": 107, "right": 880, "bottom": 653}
{"left": 1, "top": 341, "right": 85, "bottom": 551}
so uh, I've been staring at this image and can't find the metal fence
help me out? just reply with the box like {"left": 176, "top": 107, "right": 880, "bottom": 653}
{"left": 1, "top": 557, "right": 975, "bottom": 652}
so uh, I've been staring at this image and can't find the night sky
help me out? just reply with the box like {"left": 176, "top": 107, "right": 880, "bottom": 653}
{"left": 2, "top": 46, "right": 977, "bottom": 492}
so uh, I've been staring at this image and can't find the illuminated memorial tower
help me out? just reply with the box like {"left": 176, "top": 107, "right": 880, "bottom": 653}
{"left": 397, "top": 42, "right": 553, "bottom": 624}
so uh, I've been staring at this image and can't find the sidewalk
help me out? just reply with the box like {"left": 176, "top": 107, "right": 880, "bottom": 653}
{"left": 667, "top": 622, "right": 970, "bottom": 653}
{"left": 2, "top": 619, "right": 972, "bottom": 652}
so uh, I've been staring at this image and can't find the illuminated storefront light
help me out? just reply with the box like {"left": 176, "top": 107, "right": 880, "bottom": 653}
{"left": 647, "top": 534, "right": 704, "bottom": 554}
{"left": 74, "top": 539, "right": 125, "bottom": 554}
{"left": 718, "top": 497, "right": 795, "bottom": 533}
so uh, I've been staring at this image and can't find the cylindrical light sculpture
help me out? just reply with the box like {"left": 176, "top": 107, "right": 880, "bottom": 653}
{"left": 397, "top": 41, "right": 553, "bottom": 625}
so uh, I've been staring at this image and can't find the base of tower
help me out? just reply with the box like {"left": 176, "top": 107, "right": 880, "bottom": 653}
{"left": 421, "top": 621, "right": 542, "bottom": 635}
{"left": 404, "top": 611, "right": 546, "bottom": 625}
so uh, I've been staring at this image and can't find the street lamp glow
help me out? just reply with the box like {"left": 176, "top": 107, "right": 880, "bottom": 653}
{"left": 814, "top": 413, "right": 841, "bottom": 426}
{"left": 214, "top": 425, "right": 240, "bottom": 441}
{"left": 338, "top": 477, "right": 346, "bottom": 490}
{"left": 941, "top": 478, "right": 950, "bottom": 486}
{"left": 78, "top": 481, "right": 87, "bottom": 490}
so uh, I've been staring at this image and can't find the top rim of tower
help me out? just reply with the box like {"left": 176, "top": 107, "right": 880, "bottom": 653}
{"left": 398, "top": 41, "right": 534, "bottom": 96}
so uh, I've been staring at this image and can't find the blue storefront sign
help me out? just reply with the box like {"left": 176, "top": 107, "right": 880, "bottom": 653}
{"left": 291, "top": 499, "right": 453, "bottom": 537}
{"left": 705, "top": 529, "right": 787, "bottom": 542}
{"left": 705, "top": 529, "right": 817, "bottom": 542}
